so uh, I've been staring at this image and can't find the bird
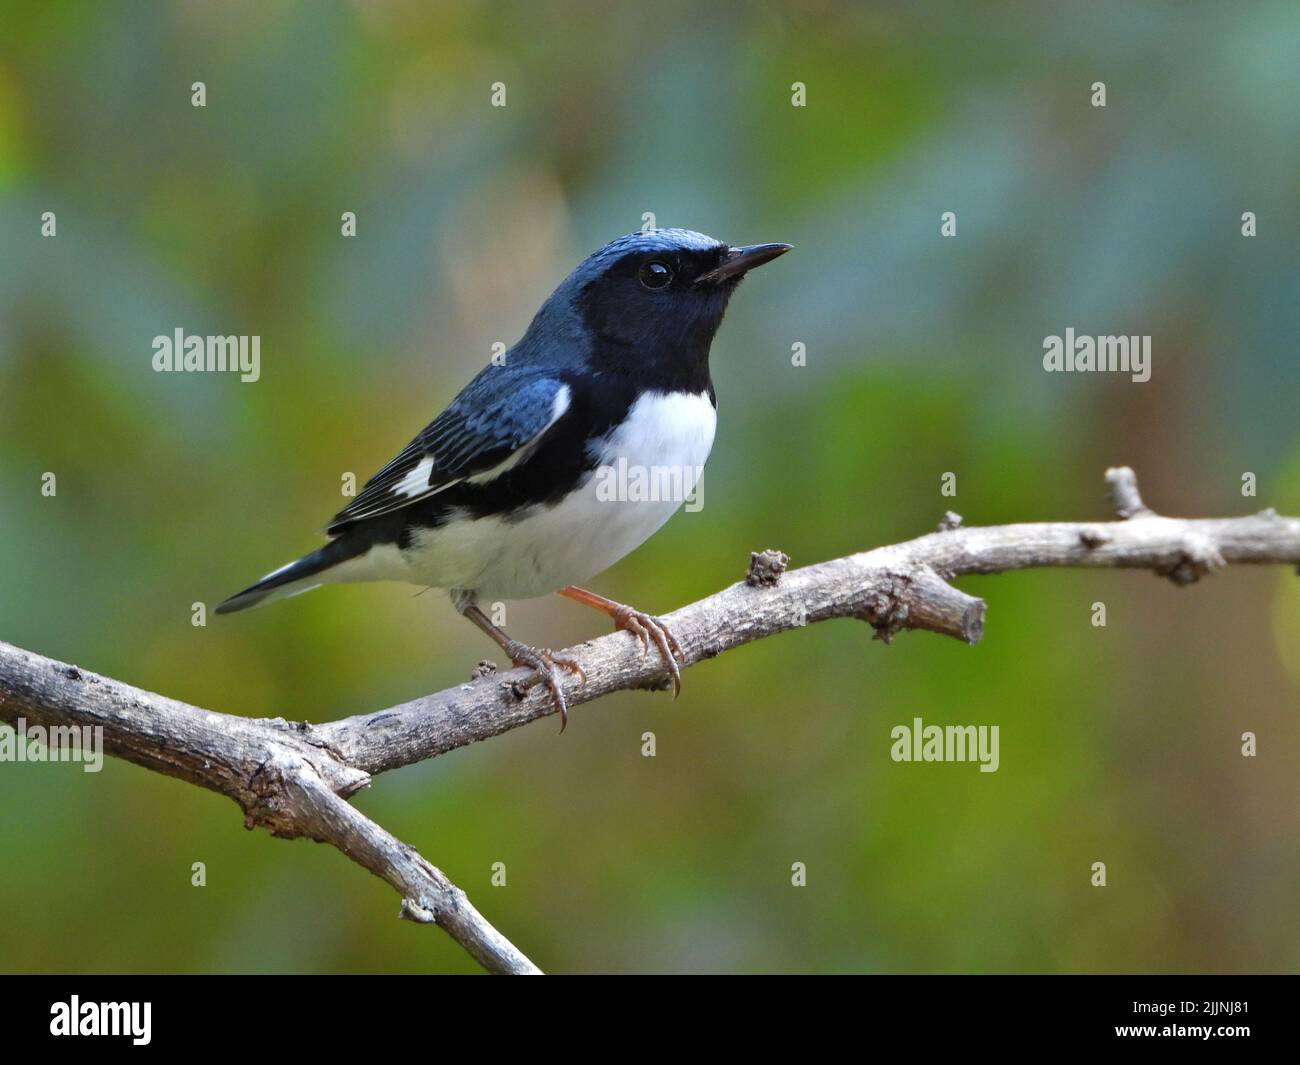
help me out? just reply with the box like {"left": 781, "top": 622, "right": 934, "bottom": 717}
{"left": 216, "top": 228, "right": 791, "bottom": 727}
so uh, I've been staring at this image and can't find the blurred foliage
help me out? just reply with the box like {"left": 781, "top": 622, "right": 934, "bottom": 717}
{"left": 1, "top": 0, "right": 1298, "bottom": 973}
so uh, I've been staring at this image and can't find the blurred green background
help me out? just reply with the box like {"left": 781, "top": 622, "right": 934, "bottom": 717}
{"left": 2, "top": 0, "right": 1299, "bottom": 974}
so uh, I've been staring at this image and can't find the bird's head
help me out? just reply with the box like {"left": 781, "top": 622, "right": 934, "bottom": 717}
{"left": 535, "top": 228, "right": 790, "bottom": 390}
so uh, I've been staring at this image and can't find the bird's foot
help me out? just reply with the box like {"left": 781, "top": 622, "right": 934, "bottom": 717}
{"left": 609, "top": 605, "right": 684, "bottom": 697}
{"left": 504, "top": 640, "right": 587, "bottom": 731}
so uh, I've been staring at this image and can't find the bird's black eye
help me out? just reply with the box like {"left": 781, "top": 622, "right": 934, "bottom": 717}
{"left": 638, "top": 261, "right": 673, "bottom": 289}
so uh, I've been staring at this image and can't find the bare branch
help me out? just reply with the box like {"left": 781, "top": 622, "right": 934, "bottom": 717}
{"left": 317, "top": 467, "right": 1300, "bottom": 775}
{"left": 2, "top": 467, "right": 1297, "bottom": 972}
{"left": 0, "top": 642, "right": 539, "bottom": 975}
{"left": 254, "top": 749, "right": 541, "bottom": 974}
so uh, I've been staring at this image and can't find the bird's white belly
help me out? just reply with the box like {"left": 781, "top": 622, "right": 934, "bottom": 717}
{"left": 407, "top": 390, "right": 716, "bottom": 599}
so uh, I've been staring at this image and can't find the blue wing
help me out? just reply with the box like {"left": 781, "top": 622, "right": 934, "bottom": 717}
{"left": 327, "top": 366, "right": 571, "bottom": 533}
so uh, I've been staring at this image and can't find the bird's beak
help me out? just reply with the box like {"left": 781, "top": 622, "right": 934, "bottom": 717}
{"left": 696, "top": 242, "right": 793, "bottom": 284}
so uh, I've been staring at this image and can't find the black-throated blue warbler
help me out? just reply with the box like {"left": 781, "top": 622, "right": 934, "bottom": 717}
{"left": 217, "top": 228, "right": 791, "bottom": 725}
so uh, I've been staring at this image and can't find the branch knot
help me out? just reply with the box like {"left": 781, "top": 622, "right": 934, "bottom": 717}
{"left": 400, "top": 898, "right": 437, "bottom": 924}
{"left": 861, "top": 573, "right": 913, "bottom": 643}
{"left": 746, "top": 548, "right": 790, "bottom": 587}
{"left": 1156, "top": 535, "right": 1226, "bottom": 586}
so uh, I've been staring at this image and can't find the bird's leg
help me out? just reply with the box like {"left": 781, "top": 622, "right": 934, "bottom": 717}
{"left": 558, "top": 586, "right": 684, "bottom": 697}
{"left": 452, "top": 591, "right": 586, "bottom": 730}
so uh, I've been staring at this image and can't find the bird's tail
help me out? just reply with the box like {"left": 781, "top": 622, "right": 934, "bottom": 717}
{"left": 215, "top": 538, "right": 362, "bottom": 615}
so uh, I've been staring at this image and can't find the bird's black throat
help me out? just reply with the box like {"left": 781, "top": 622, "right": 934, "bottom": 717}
{"left": 574, "top": 256, "right": 740, "bottom": 398}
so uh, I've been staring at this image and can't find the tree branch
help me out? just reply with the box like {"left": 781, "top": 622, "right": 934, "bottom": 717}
{"left": 2, "top": 467, "right": 1297, "bottom": 972}
{"left": 0, "top": 640, "right": 540, "bottom": 975}
{"left": 314, "top": 466, "right": 1300, "bottom": 774}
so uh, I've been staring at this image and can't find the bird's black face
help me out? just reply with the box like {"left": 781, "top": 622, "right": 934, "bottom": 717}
{"left": 573, "top": 230, "right": 790, "bottom": 392}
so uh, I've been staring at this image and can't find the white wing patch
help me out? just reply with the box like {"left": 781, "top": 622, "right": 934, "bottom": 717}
{"left": 394, "top": 457, "right": 436, "bottom": 498}
{"left": 356, "top": 382, "right": 573, "bottom": 517}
